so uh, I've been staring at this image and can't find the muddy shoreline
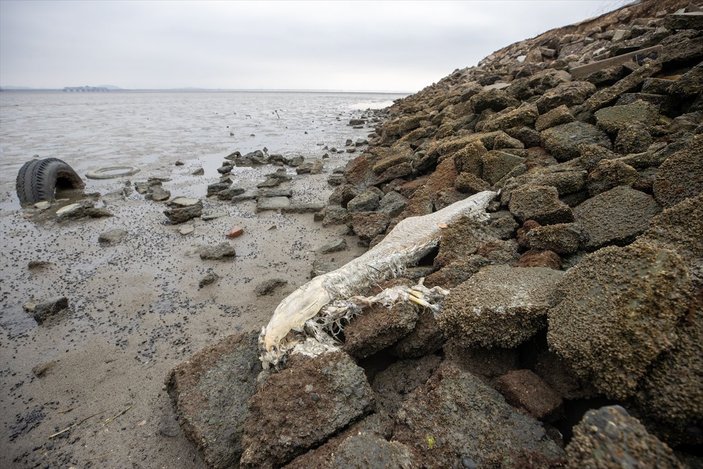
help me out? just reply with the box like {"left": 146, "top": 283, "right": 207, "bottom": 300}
{"left": 0, "top": 114, "right": 378, "bottom": 467}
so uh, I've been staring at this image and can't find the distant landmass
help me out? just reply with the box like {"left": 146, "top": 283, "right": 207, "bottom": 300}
{"left": 0, "top": 84, "right": 122, "bottom": 92}
{"left": 63, "top": 84, "right": 123, "bottom": 92}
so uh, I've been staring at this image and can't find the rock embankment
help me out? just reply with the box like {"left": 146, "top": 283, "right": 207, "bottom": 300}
{"left": 169, "top": 1, "right": 703, "bottom": 467}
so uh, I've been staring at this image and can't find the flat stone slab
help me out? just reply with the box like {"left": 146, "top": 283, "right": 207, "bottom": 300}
{"left": 439, "top": 265, "right": 563, "bottom": 348}
{"left": 240, "top": 351, "right": 375, "bottom": 467}
{"left": 393, "top": 362, "right": 564, "bottom": 468}
{"left": 167, "top": 332, "right": 261, "bottom": 469}
{"left": 566, "top": 406, "right": 682, "bottom": 467}
{"left": 256, "top": 196, "right": 291, "bottom": 212}
{"left": 548, "top": 240, "right": 691, "bottom": 400}
{"left": 169, "top": 197, "right": 201, "bottom": 207}
{"left": 574, "top": 186, "right": 661, "bottom": 250}
{"left": 569, "top": 45, "right": 662, "bottom": 79}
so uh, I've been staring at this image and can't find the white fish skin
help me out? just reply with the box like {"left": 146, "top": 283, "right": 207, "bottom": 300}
{"left": 260, "top": 190, "right": 498, "bottom": 357}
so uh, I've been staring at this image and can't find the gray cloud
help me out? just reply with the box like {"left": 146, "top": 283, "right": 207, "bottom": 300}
{"left": 0, "top": 0, "right": 629, "bottom": 92}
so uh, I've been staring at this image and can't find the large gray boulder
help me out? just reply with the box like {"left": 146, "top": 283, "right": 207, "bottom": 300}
{"left": 343, "top": 303, "right": 418, "bottom": 359}
{"left": 653, "top": 134, "right": 703, "bottom": 208}
{"left": 392, "top": 362, "right": 565, "bottom": 468}
{"left": 594, "top": 99, "right": 660, "bottom": 134}
{"left": 643, "top": 193, "right": 703, "bottom": 277}
{"left": 526, "top": 223, "right": 583, "bottom": 255}
{"left": 566, "top": 406, "right": 683, "bottom": 469}
{"left": 167, "top": 332, "right": 261, "bottom": 469}
{"left": 574, "top": 186, "right": 661, "bottom": 250}
{"left": 534, "top": 81, "right": 596, "bottom": 114}
{"left": 548, "top": 241, "right": 692, "bottom": 400}
{"left": 586, "top": 159, "right": 638, "bottom": 196}
{"left": 240, "top": 351, "right": 375, "bottom": 468}
{"left": 541, "top": 121, "right": 611, "bottom": 162}
{"left": 438, "top": 265, "right": 564, "bottom": 348}
{"left": 508, "top": 185, "right": 574, "bottom": 225}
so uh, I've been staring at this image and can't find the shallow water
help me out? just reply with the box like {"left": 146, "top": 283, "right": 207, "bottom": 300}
{"left": 0, "top": 90, "right": 403, "bottom": 190}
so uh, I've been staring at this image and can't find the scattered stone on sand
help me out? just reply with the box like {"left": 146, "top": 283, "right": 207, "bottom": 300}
{"left": 33, "top": 201, "right": 51, "bottom": 210}
{"left": 207, "top": 182, "right": 231, "bottom": 197}
{"left": 393, "top": 362, "right": 565, "bottom": 468}
{"left": 296, "top": 160, "right": 324, "bottom": 175}
{"left": 257, "top": 188, "right": 292, "bottom": 198}
{"left": 254, "top": 278, "right": 287, "bottom": 297}
{"left": 310, "top": 258, "right": 336, "bottom": 278}
{"left": 191, "top": 167, "right": 205, "bottom": 176}
{"left": 179, "top": 224, "right": 195, "bottom": 235}
{"left": 240, "top": 351, "right": 375, "bottom": 468}
{"left": 56, "top": 200, "right": 113, "bottom": 220}
{"left": 27, "top": 260, "right": 52, "bottom": 270}
{"left": 439, "top": 265, "right": 563, "bottom": 348}
{"left": 574, "top": 185, "right": 661, "bottom": 250}
{"left": 198, "top": 270, "right": 220, "bottom": 289}
{"left": 566, "top": 406, "right": 683, "bottom": 468}
{"left": 256, "top": 196, "right": 291, "bottom": 212}
{"left": 201, "top": 210, "right": 228, "bottom": 221}
{"left": 231, "top": 191, "right": 257, "bottom": 203}
{"left": 343, "top": 303, "right": 419, "bottom": 359}
{"left": 317, "top": 238, "right": 347, "bottom": 254}
{"left": 31, "top": 360, "right": 58, "bottom": 378}
{"left": 282, "top": 203, "right": 326, "bottom": 214}
{"left": 226, "top": 226, "right": 244, "bottom": 238}
{"left": 148, "top": 185, "right": 171, "bottom": 202}
{"left": 25, "top": 296, "right": 69, "bottom": 324}
{"left": 164, "top": 198, "right": 203, "bottom": 224}
{"left": 98, "top": 228, "right": 128, "bottom": 245}
{"left": 494, "top": 369, "right": 563, "bottom": 421}
{"left": 217, "top": 163, "right": 233, "bottom": 175}
{"left": 548, "top": 240, "right": 692, "bottom": 400}
{"left": 167, "top": 332, "right": 261, "bottom": 469}
{"left": 170, "top": 197, "right": 201, "bottom": 207}
{"left": 217, "top": 187, "right": 246, "bottom": 200}
{"left": 256, "top": 177, "right": 282, "bottom": 189}
{"left": 199, "top": 243, "right": 236, "bottom": 261}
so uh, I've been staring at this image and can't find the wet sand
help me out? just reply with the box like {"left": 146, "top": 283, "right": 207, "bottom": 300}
{"left": 0, "top": 138, "right": 369, "bottom": 467}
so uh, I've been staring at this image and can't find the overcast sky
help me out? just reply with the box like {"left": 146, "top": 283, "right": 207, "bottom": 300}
{"left": 0, "top": 0, "right": 629, "bottom": 92}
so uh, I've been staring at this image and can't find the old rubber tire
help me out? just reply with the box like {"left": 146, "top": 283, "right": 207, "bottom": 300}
{"left": 16, "top": 158, "right": 85, "bottom": 206}
{"left": 85, "top": 166, "right": 140, "bottom": 179}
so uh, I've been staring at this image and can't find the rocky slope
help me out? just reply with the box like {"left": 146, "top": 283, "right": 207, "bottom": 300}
{"left": 169, "top": 1, "right": 703, "bottom": 467}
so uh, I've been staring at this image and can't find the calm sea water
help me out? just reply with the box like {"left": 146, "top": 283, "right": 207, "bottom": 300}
{"left": 0, "top": 91, "right": 405, "bottom": 189}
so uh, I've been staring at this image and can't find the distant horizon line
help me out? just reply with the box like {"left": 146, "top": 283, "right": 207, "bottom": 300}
{"left": 0, "top": 86, "right": 412, "bottom": 95}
